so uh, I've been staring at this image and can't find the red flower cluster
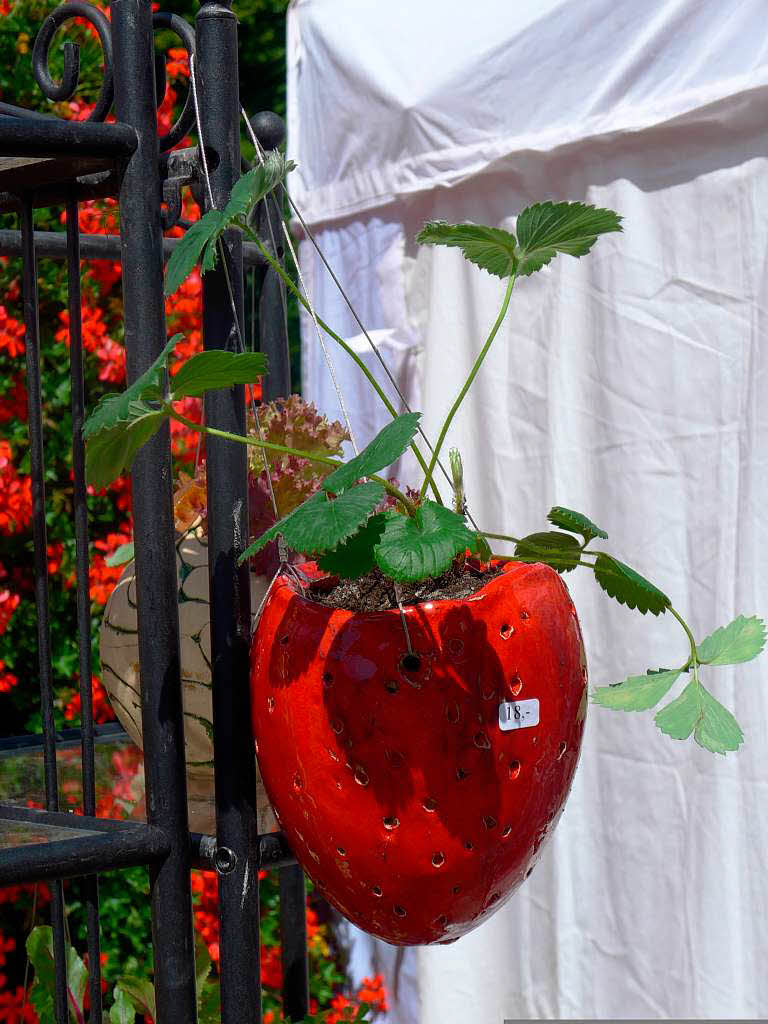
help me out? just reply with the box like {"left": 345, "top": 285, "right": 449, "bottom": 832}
{"left": 55, "top": 304, "right": 125, "bottom": 385}
{"left": 63, "top": 675, "right": 115, "bottom": 724}
{"left": 0, "top": 305, "right": 25, "bottom": 358}
{"left": 89, "top": 530, "right": 132, "bottom": 605}
{"left": 0, "top": 377, "right": 27, "bottom": 425}
{"left": 0, "top": 441, "right": 32, "bottom": 536}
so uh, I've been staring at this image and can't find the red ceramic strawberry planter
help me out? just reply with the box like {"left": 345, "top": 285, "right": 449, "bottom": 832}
{"left": 251, "top": 559, "right": 587, "bottom": 946}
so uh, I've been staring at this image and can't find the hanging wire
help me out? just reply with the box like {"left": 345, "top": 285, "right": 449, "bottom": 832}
{"left": 189, "top": 53, "right": 280, "bottom": 521}
{"left": 240, "top": 110, "right": 359, "bottom": 455}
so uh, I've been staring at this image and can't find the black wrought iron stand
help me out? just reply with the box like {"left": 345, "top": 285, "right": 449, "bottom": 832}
{"left": 0, "top": 2, "right": 307, "bottom": 1021}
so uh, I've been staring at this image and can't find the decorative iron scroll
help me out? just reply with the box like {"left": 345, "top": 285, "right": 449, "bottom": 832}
{"left": 30, "top": 1, "right": 196, "bottom": 153}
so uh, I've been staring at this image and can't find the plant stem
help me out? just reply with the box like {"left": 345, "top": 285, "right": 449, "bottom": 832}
{"left": 419, "top": 272, "right": 517, "bottom": 499}
{"left": 670, "top": 605, "right": 698, "bottom": 669}
{"left": 169, "top": 409, "right": 418, "bottom": 516}
{"left": 237, "top": 220, "right": 444, "bottom": 505}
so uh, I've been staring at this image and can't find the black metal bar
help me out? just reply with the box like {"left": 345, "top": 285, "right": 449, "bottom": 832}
{"left": 20, "top": 197, "right": 69, "bottom": 1024}
{"left": 110, "top": 2, "right": 198, "bottom": 1021}
{"left": 0, "top": 826, "right": 170, "bottom": 887}
{"left": 279, "top": 865, "right": 310, "bottom": 1021}
{"left": 252, "top": 113, "right": 291, "bottom": 400}
{"left": 0, "top": 115, "right": 137, "bottom": 157}
{"left": 65, "top": 193, "right": 103, "bottom": 1020}
{"left": 0, "top": 227, "right": 267, "bottom": 266}
{"left": 190, "top": 831, "right": 297, "bottom": 872}
{"left": 195, "top": 3, "right": 262, "bottom": 1020}
{"left": 0, "top": 721, "right": 127, "bottom": 754}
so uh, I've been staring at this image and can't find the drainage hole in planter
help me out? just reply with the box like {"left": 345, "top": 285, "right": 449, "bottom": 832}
{"left": 400, "top": 653, "right": 421, "bottom": 673}
{"left": 331, "top": 718, "right": 344, "bottom": 734}
{"left": 520, "top": 609, "right": 530, "bottom": 620}
{"left": 266, "top": 697, "right": 276, "bottom": 713}
{"left": 431, "top": 851, "right": 445, "bottom": 868}
{"left": 474, "top": 731, "right": 490, "bottom": 749}
{"left": 322, "top": 672, "right": 333, "bottom": 688}
{"left": 500, "top": 623, "right": 514, "bottom": 639}
{"left": 279, "top": 634, "right": 290, "bottom": 645}
{"left": 336, "top": 846, "right": 346, "bottom": 857}
{"left": 383, "top": 816, "right": 400, "bottom": 831}
{"left": 292, "top": 772, "right": 303, "bottom": 791}
{"left": 557, "top": 741, "right": 567, "bottom": 760}
{"left": 393, "top": 904, "right": 407, "bottom": 917}
{"left": 508, "top": 759, "right": 521, "bottom": 779}
{"left": 464, "top": 840, "right": 474, "bottom": 851}
{"left": 483, "top": 815, "right": 497, "bottom": 830}
{"left": 354, "top": 766, "right": 369, "bottom": 787}
{"left": 422, "top": 797, "right": 438, "bottom": 812}
{"left": 501, "top": 825, "right": 512, "bottom": 838}
{"left": 452, "top": 885, "right": 461, "bottom": 895}
{"left": 372, "top": 885, "right": 383, "bottom": 897}
{"left": 525, "top": 866, "right": 534, "bottom": 878}
{"left": 508, "top": 674, "right": 523, "bottom": 697}
{"left": 456, "top": 766, "right": 470, "bottom": 780}
{"left": 385, "top": 679, "right": 399, "bottom": 693}
{"left": 327, "top": 747, "right": 340, "bottom": 762}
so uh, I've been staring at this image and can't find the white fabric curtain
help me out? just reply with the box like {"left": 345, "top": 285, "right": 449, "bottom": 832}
{"left": 288, "top": 2, "right": 768, "bottom": 1019}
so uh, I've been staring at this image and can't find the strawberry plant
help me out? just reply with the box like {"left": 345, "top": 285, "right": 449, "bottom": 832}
{"left": 82, "top": 151, "right": 765, "bottom": 944}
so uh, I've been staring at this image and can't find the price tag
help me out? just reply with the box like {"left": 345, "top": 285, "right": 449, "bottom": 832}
{"left": 498, "top": 698, "right": 539, "bottom": 731}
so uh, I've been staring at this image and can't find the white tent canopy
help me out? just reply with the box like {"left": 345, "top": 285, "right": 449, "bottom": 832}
{"left": 286, "top": 1, "right": 768, "bottom": 1020}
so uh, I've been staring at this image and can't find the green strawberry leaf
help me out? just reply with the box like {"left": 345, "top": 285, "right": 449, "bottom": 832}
{"left": 110, "top": 984, "right": 137, "bottom": 1024}
{"left": 165, "top": 151, "right": 294, "bottom": 294}
{"left": 415, "top": 222, "right": 518, "bottom": 279}
{"left": 322, "top": 413, "right": 421, "bottom": 494}
{"left": 475, "top": 531, "right": 493, "bottom": 563}
{"left": 655, "top": 680, "right": 743, "bottom": 753}
{"left": 374, "top": 502, "right": 477, "bottom": 582}
{"left": 514, "top": 202, "right": 622, "bottom": 277}
{"left": 115, "top": 977, "right": 156, "bottom": 1020}
{"left": 547, "top": 506, "right": 608, "bottom": 543}
{"left": 696, "top": 615, "right": 767, "bottom": 666}
{"left": 593, "top": 553, "right": 670, "bottom": 615}
{"left": 592, "top": 668, "right": 681, "bottom": 712}
{"left": 85, "top": 404, "right": 167, "bottom": 490}
{"left": 242, "top": 481, "right": 385, "bottom": 560}
{"left": 106, "top": 541, "right": 135, "bottom": 568}
{"left": 171, "top": 350, "right": 268, "bottom": 399}
{"left": 165, "top": 210, "right": 228, "bottom": 295}
{"left": 514, "top": 531, "right": 581, "bottom": 572}
{"left": 318, "top": 513, "right": 386, "bottom": 579}
{"left": 83, "top": 334, "right": 180, "bottom": 440}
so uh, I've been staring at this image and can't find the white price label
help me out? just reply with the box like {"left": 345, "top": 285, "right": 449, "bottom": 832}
{"left": 498, "top": 698, "right": 540, "bottom": 731}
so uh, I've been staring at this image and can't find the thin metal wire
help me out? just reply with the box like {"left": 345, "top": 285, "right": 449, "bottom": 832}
{"left": 240, "top": 111, "right": 360, "bottom": 455}
{"left": 190, "top": 52, "right": 280, "bottom": 519}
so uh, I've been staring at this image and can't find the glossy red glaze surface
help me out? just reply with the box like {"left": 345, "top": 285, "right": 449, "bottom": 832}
{"left": 251, "top": 561, "right": 587, "bottom": 945}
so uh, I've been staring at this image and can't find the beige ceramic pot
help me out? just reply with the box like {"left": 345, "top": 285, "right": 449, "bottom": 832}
{"left": 100, "top": 531, "right": 277, "bottom": 834}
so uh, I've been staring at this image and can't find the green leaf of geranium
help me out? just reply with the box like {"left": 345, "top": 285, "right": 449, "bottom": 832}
{"left": 416, "top": 222, "right": 518, "bottom": 279}
{"left": 85, "top": 403, "right": 167, "bottom": 489}
{"left": 115, "top": 977, "right": 156, "bottom": 1020}
{"left": 165, "top": 151, "right": 294, "bottom": 294}
{"left": 547, "top": 506, "right": 608, "bottom": 543}
{"left": 165, "top": 210, "right": 228, "bottom": 295}
{"left": 592, "top": 668, "right": 681, "bottom": 712}
{"left": 171, "top": 351, "right": 268, "bottom": 398}
{"left": 696, "top": 615, "right": 767, "bottom": 666}
{"left": 110, "top": 984, "right": 137, "bottom": 1024}
{"left": 106, "top": 541, "right": 135, "bottom": 568}
{"left": 322, "top": 413, "right": 421, "bottom": 494}
{"left": 594, "top": 553, "right": 670, "bottom": 615}
{"left": 514, "top": 202, "right": 622, "bottom": 277}
{"left": 83, "top": 334, "right": 180, "bottom": 440}
{"left": 26, "top": 926, "right": 87, "bottom": 1020}
{"left": 514, "top": 531, "right": 581, "bottom": 572}
{"left": 655, "top": 681, "right": 744, "bottom": 753}
{"left": 318, "top": 513, "right": 386, "bottom": 579}
{"left": 374, "top": 502, "right": 477, "bottom": 582}
{"left": 242, "top": 481, "right": 385, "bottom": 560}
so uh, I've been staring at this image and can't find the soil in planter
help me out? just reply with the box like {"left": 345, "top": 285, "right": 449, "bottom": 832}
{"left": 308, "top": 562, "right": 503, "bottom": 612}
